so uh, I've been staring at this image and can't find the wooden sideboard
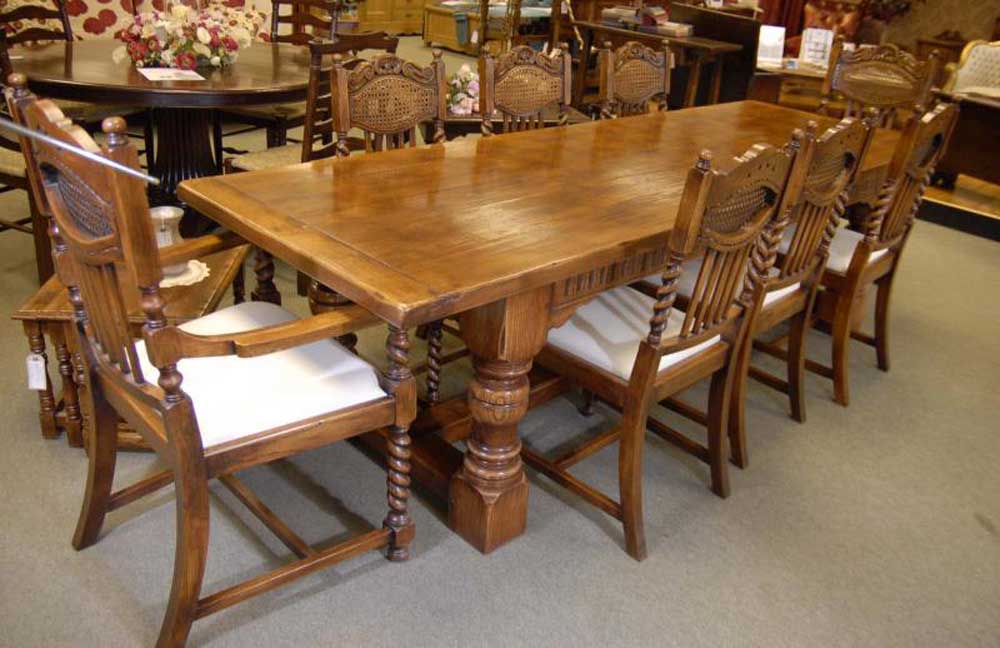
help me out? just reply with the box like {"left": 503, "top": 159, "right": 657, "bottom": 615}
{"left": 423, "top": 3, "right": 482, "bottom": 54}
{"left": 355, "top": 0, "right": 424, "bottom": 33}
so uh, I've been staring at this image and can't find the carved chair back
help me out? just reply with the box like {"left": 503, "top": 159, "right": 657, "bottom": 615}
{"left": 270, "top": 0, "right": 335, "bottom": 45}
{"left": 867, "top": 102, "right": 958, "bottom": 251}
{"left": 598, "top": 41, "right": 672, "bottom": 118}
{"left": 942, "top": 40, "right": 1000, "bottom": 94}
{"left": 330, "top": 50, "right": 447, "bottom": 153}
{"left": 778, "top": 116, "right": 871, "bottom": 283}
{"left": 821, "top": 38, "right": 938, "bottom": 127}
{"left": 0, "top": 0, "right": 72, "bottom": 50}
{"left": 647, "top": 142, "right": 798, "bottom": 355}
{"left": 17, "top": 97, "right": 176, "bottom": 418}
{"left": 300, "top": 33, "right": 399, "bottom": 162}
{"left": 479, "top": 44, "right": 572, "bottom": 135}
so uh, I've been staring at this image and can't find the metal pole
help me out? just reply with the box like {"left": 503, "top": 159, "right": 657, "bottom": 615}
{"left": 0, "top": 116, "right": 161, "bottom": 186}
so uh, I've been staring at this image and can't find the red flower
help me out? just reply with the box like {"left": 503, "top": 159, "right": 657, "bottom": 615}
{"left": 127, "top": 40, "right": 149, "bottom": 59}
{"left": 147, "top": 38, "right": 161, "bottom": 51}
{"left": 222, "top": 36, "right": 238, "bottom": 51}
{"left": 175, "top": 52, "right": 197, "bottom": 70}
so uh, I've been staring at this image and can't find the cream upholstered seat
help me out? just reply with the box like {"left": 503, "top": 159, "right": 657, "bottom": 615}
{"left": 642, "top": 259, "right": 801, "bottom": 307}
{"left": 136, "top": 301, "right": 386, "bottom": 448}
{"left": 0, "top": 147, "right": 24, "bottom": 177}
{"left": 228, "top": 144, "right": 302, "bottom": 172}
{"left": 547, "top": 286, "right": 721, "bottom": 380}
{"left": 779, "top": 223, "right": 887, "bottom": 274}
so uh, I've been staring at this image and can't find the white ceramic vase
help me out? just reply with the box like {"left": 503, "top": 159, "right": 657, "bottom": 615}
{"left": 149, "top": 206, "right": 188, "bottom": 277}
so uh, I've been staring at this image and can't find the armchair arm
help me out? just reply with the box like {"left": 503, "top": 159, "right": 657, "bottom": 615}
{"left": 157, "top": 230, "right": 247, "bottom": 266}
{"left": 147, "top": 304, "right": 383, "bottom": 366}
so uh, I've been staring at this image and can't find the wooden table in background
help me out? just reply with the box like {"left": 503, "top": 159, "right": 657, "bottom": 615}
{"left": 178, "top": 101, "right": 898, "bottom": 554}
{"left": 14, "top": 40, "right": 311, "bottom": 207}
{"left": 571, "top": 20, "right": 743, "bottom": 108}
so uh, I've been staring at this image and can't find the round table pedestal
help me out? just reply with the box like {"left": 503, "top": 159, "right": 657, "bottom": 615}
{"left": 148, "top": 107, "right": 219, "bottom": 234}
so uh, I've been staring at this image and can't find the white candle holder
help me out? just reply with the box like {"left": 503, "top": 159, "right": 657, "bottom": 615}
{"left": 150, "top": 206, "right": 188, "bottom": 277}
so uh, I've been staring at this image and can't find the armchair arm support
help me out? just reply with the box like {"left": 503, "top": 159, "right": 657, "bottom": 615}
{"left": 157, "top": 230, "right": 247, "bottom": 266}
{"left": 144, "top": 305, "right": 383, "bottom": 367}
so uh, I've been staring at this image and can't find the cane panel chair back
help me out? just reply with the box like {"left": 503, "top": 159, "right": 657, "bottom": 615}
{"left": 942, "top": 40, "right": 1000, "bottom": 95}
{"left": 0, "top": 0, "right": 72, "bottom": 47}
{"left": 598, "top": 41, "right": 672, "bottom": 118}
{"left": 820, "top": 39, "right": 938, "bottom": 127}
{"left": 649, "top": 144, "right": 797, "bottom": 353}
{"left": 866, "top": 102, "right": 958, "bottom": 252}
{"left": 778, "top": 116, "right": 871, "bottom": 284}
{"left": 331, "top": 50, "right": 447, "bottom": 153}
{"left": 300, "top": 33, "right": 400, "bottom": 162}
{"left": 270, "top": 0, "right": 335, "bottom": 45}
{"left": 479, "top": 45, "right": 571, "bottom": 135}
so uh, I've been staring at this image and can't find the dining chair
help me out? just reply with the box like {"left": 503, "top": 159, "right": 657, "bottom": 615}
{"left": 526, "top": 139, "right": 800, "bottom": 560}
{"left": 21, "top": 94, "right": 417, "bottom": 646}
{"left": 597, "top": 40, "right": 672, "bottom": 119}
{"left": 225, "top": 33, "right": 401, "bottom": 173}
{"left": 794, "top": 102, "right": 959, "bottom": 406}
{"left": 819, "top": 38, "right": 939, "bottom": 127}
{"left": 727, "top": 116, "right": 874, "bottom": 463}
{"left": 213, "top": 0, "right": 340, "bottom": 160}
{"left": 478, "top": 44, "right": 572, "bottom": 136}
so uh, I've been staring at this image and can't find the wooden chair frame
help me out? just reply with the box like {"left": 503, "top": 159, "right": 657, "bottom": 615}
{"left": 820, "top": 38, "right": 939, "bottom": 127}
{"left": 802, "top": 102, "right": 958, "bottom": 406}
{"left": 479, "top": 44, "right": 572, "bottom": 136}
{"left": 528, "top": 141, "right": 800, "bottom": 560}
{"left": 19, "top": 91, "right": 417, "bottom": 647}
{"left": 597, "top": 40, "right": 672, "bottom": 119}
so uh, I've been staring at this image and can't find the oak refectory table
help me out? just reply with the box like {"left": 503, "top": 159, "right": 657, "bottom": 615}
{"left": 178, "top": 101, "right": 899, "bottom": 554}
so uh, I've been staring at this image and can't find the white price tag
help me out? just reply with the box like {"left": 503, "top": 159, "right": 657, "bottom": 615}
{"left": 470, "top": 29, "right": 479, "bottom": 44}
{"left": 26, "top": 353, "right": 47, "bottom": 391}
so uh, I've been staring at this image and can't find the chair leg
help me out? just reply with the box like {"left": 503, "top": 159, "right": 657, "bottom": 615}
{"left": 156, "top": 462, "right": 210, "bottom": 648}
{"left": 618, "top": 410, "right": 647, "bottom": 561}
{"left": 787, "top": 308, "right": 809, "bottom": 423}
{"left": 425, "top": 322, "right": 444, "bottom": 405}
{"left": 727, "top": 327, "right": 754, "bottom": 470}
{"left": 212, "top": 112, "right": 224, "bottom": 173}
{"left": 579, "top": 389, "right": 596, "bottom": 416}
{"left": 874, "top": 276, "right": 892, "bottom": 372}
{"left": 706, "top": 368, "right": 732, "bottom": 498}
{"left": 23, "top": 321, "right": 58, "bottom": 439}
{"left": 383, "top": 423, "right": 415, "bottom": 561}
{"left": 72, "top": 392, "right": 118, "bottom": 550}
{"left": 829, "top": 293, "right": 854, "bottom": 407}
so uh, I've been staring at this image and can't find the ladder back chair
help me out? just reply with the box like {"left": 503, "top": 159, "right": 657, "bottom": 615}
{"left": 213, "top": 0, "right": 338, "bottom": 159}
{"left": 819, "top": 38, "right": 939, "bottom": 127}
{"left": 528, "top": 141, "right": 799, "bottom": 560}
{"left": 729, "top": 116, "right": 873, "bottom": 463}
{"left": 479, "top": 44, "right": 571, "bottom": 136}
{"left": 807, "top": 102, "right": 959, "bottom": 406}
{"left": 597, "top": 40, "right": 672, "bottom": 119}
{"left": 22, "top": 96, "right": 417, "bottom": 647}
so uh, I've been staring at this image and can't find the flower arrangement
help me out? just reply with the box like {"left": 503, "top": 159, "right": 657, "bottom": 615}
{"left": 447, "top": 64, "right": 480, "bottom": 116}
{"left": 113, "top": 2, "right": 265, "bottom": 70}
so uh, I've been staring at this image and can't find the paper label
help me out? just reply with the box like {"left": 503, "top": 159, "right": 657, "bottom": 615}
{"left": 470, "top": 29, "right": 479, "bottom": 44}
{"left": 138, "top": 68, "right": 206, "bottom": 82}
{"left": 26, "top": 353, "right": 47, "bottom": 391}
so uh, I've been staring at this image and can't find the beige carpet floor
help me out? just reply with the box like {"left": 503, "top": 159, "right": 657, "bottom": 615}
{"left": 1, "top": 38, "right": 998, "bottom": 648}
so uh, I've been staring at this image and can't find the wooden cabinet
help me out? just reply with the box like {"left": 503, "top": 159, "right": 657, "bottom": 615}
{"left": 355, "top": 0, "right": 423, "bottom": 33}
{"left": 422, "top": 3, "right": 482, "bottom": 55}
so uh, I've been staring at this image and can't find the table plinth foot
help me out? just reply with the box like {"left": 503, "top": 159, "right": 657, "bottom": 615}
{"left": 449, "top": 471, "right": 528, "bottom": 553}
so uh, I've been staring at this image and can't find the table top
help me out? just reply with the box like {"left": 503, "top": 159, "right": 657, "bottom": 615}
{"left": 573, "top": 21, "right": 744, "bottom": 54}
{"left": 13, "top": 40, "right": 312, "bottom": 108}
{"left": 178, "top": 101, "right": 898, "bottom": 328}
{"left": 13, "top": 248, "right": 246, "bottom": 323}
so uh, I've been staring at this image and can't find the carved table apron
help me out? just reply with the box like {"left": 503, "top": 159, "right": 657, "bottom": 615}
{"left": 177, "top": 101, "right": 899, "bottom": 554}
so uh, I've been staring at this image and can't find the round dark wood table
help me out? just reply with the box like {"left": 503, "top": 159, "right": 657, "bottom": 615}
{"left": 14, "top": 40, "right": 311, "bottom": 205}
